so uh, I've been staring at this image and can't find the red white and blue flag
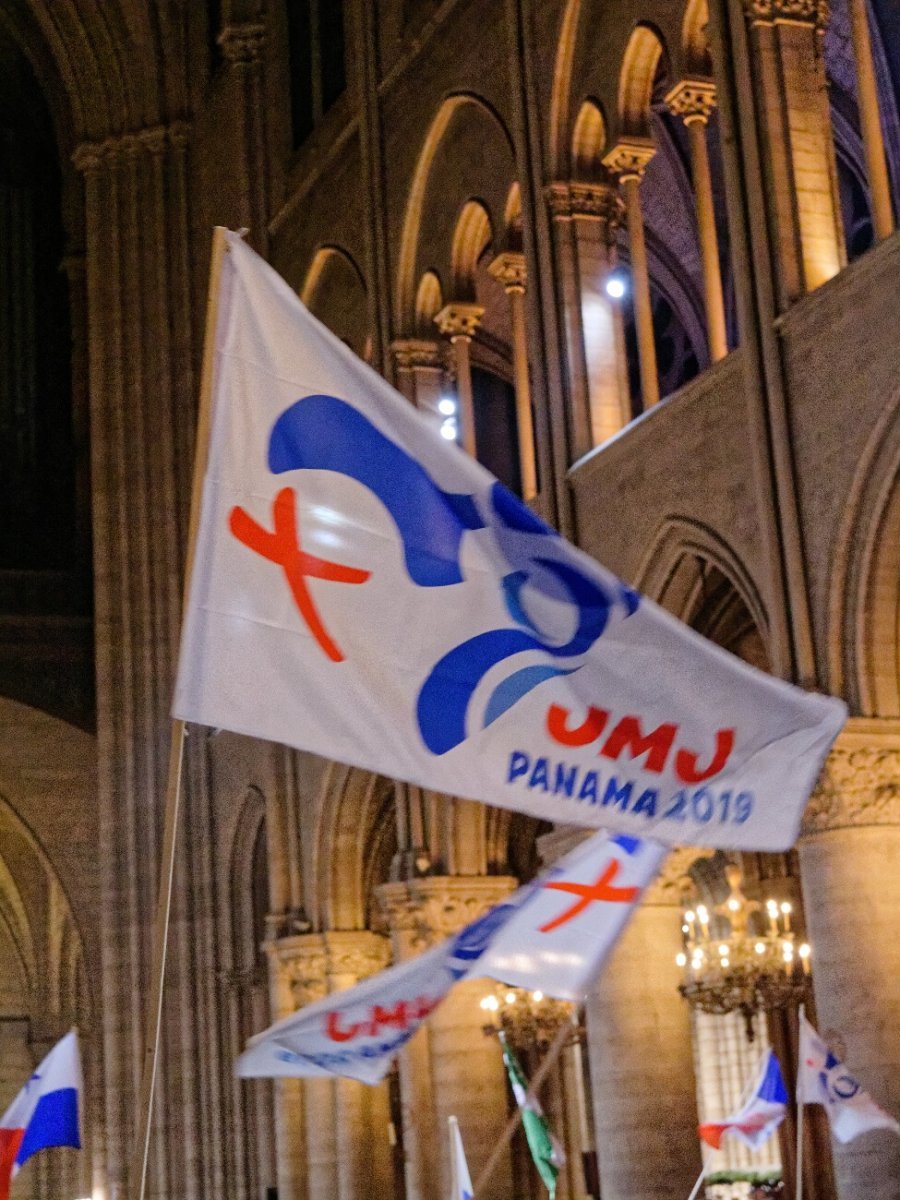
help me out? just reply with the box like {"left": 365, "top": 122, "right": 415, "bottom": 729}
{"left": 699, "top": 1050, "right": 788, "bottom": 1150}
{"left": 174, "top": 231, "right": 846, "bottom": 851}
{"left": 236, "top": 830, "right": 663, "bottom": 1082}
{"left": 0, "top": 1031, "right": 81, "bottom": 1200}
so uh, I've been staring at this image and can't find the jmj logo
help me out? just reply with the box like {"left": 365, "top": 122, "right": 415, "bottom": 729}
{"left": 229, "top": 394, "right": 639, "bottom": 754}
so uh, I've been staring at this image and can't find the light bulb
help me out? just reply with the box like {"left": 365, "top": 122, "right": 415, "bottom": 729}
{"left": 605, "top": 275, "right": 626, "bottom": 299}
{"left": 676, "top": 953, "right": 687, "bottom": 967}
{"left": 799, "top": 943, "right": 811, "bottom": 959}
{"left": 755, "top": 942, "right": 765, "bottom": 954}
{"left": 685, "top": 910, "right": 696, "bottom": 923}
{"left": 533, "top": 990, "right": 544, "bottom": 1003}
{"left": 505, "top": 991, "right": 516, "bottom": 1005}
{"left": 718, "top": 944, "right": 729, "bottom": 957}
{"left": 438, "top": 396, "right": 457, "bottom": 416}
{"left": 780, "top": 902, "right": 792, "bottom": 915}
{"left": 440, "top": 418, "right": 458, "bottom": 441}
{"left": 767, "top": 899, "right": 778, "bottom": 915}
{"left": 727, "top": 898, "right": 740, "bottom": 911}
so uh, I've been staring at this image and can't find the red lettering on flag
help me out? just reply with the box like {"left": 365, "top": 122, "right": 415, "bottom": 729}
{"left": 229, "top": 487, "right": 371, "bottom": 662}
{"left": 538, "top": 860, "right": 639, "bottom": 933}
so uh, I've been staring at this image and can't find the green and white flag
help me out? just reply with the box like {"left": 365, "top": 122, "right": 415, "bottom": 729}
{"left": 500, "top": 1033, "right": 565, "bottom": 1199}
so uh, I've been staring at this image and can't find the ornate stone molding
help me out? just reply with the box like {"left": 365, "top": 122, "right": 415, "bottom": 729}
{"left": 390, "top": 337, "right": 445, "bottom": 372}
{"left": 72, "top": 121, "right": 192, "bottom": 173}
{"left": 801, "top": 744, "right": 900, "bottom": 836}
{"left": 377, "top": 876, "right": 517, "bottom": 951}
{"left": 488, "top": 251, "right": 527, "bottom": 294}
{"left": 742, "top": 0, "right": 829, "bottom": 27}
{"left": 218, "top": 22, "right": 267, "bottom": 65}
{"left": 665, "top": 80, "right": 717, "bottom": 125}
{"left": 434, "top": 302, "right": 484, "bottom": 340}
{"left": 545, "top": 181, "right": 624, "bottom": 230}
{"left": 267, "top": 930, "right": 390, "bottom": 1007}
{"left": 603, "top": 138, "right": 656, "bottom": 182}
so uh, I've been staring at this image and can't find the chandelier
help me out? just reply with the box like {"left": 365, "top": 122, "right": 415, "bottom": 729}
{"left": 479, "top": 986, "right": 577, "bottom": 1051}
{"left": 676, "top": 863, "right": 811, "bottom": 1040}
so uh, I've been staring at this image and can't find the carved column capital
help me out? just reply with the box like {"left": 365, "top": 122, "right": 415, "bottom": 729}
{"left": 603, "top": 139, "right": 656, "bottom": 183}
{"left": 545, "top": 181, "right": 624, "bottom": 231}
{"left": 488, "top": 251, "right": 527, "bottom": 294}
{"left": 390, "top": 337, "right": 445, "bottom": 372}
{"left": 266, "top": 930, "right": 390, "bottom": 1007}
{"left": 72, "top": 121, "right": 192, "bottom": 174}
{"left": 665, "top": 79, "right": 718, "bottom": 125}
{"left": 802, "top": 731, "right": 900, "bottom": 836}
{"left": 376, "top": 876, "right": 517, "bottom": 952}
{"left": 434, "top": 302, "right": 484, "bottom": 341}
{"left": 218, "top": 21, "right": 267, "bottom": 65}
{"left": 742, "top": 0, "right": 829, "bottom": 28}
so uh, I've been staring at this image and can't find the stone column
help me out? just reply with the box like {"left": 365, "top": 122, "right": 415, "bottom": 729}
{"left": 798, "top": 723, "right": 900, "bottom": 1199}
{"left": 584, "top": 849, "right": 705, "bottom": 1199}
{"left": 267, "top": 930, "right": 393, "bottom": 1200}
{"left": 390, "top": 339, "right": 447, "bottom": 420}
{"left": 488, "top": 251, "right": 538, "bottom": 499}
{"left": 545, "top": 183, "right": 629, "bottom": 458}
{"left": 848, "top": 0, "right": 894, "bottom": 240}
{"left": 376, "top": 876, "right": 518, "bottom": 1200}
{"left": 666, "top": 80, "right": 729, "bottom": 363}
{"left": 218, "top": 22, "right": 270, "bottom": 249}
{"left": 603, "top": 141, "right": 659, "bottom": 409}
{"left": 741, "top": 0, "right": 844, "bottom": 308}
{"left": 434, "top": 303, "right": 484, "bottom": 456}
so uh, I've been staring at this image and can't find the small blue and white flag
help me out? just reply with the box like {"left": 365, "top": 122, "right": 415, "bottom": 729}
{"left": 699, "top": 1050, "right": 787, "bottom": 1149}
{"left": 798, "top": 1014, "right": 900, "bottom": 1143}
{"left": 449, "top": 1116, "right": 474, "bottom": 1200}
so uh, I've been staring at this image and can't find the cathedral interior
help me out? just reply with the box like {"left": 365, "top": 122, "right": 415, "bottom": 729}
{"left": 0, "top": 1, "right": 898, "bottom": 1199}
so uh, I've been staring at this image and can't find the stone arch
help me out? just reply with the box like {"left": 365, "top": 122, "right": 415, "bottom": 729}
{"left": 503, "top": 181, "right": 522, "bottom": 240}
{"left": 396, "top": 93, "right": 516, "bottom": 327}
{"left": 618, "top": 23, "right": 668, "bottom": 139}
{"left": 415, "top": 269, "right": 444, "bottom": 336}
{"left": 681, "top": 0, "right": 713, "bottom": 77}
{"left": 572, "top": 98, "right": 608, "bottom": 182}
{"left": 828, "top": 392, "right": 900, "bottom": 715}
{"left": 450, "top": 199, "right": 493, "bottom": 298}
{"left": 635, "top": 516, "right": 770, "bottom": 667}
{"left": 314, "top": 764, "right": 395, "bottom": 932}
{"left": 300, "top": 244, "right": 369, "bottom": 359}
{"left": 548, "top": 0, "right": 585, "bottom": 176}
{"left": 228, "top": 786, "right": 268, "bottom": 967}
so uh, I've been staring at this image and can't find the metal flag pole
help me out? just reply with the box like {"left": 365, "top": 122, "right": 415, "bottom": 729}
{"left": 472, "top": 1009, "right": 576, "bottom": 1197}
{"left": 130, "top": 226, "right": 231, "bottom": 1200}
{"left": 795, "top": 1003, "right": 806, "bottom": 1200}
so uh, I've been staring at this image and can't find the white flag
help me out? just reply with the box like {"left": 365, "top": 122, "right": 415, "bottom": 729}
{"left": 798, "top": 1014, "right": 900, "bottom": 1143}
{"left": 237, "top": 830, "right": 661, "bottom": 1081}
{"left": 174, "top": 230, "right": 846, "bottom": 850}
{"left": 449, "top": 1117, "right": 474, "bottom": 1200}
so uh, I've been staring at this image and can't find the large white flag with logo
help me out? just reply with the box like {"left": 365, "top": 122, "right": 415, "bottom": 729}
{"left": 237, "top": 830, "right": 663, "bottom": 1082}
{"left": 174, "top": 230, "right": 845, "bottom": 850}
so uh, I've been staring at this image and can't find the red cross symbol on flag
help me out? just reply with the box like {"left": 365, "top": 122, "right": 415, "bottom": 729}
{"left": 538, "top": 859, "right": 640, "bottom": 933}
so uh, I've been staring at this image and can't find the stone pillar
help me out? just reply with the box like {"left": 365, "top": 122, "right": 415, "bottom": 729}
{"left": 848, "top": 0, "right": 895, "bottom": 240}
{"left": 377, "top": 876, "right": 518, "bottom": 1200}
{"left": 488, "top": 251, "right": 538, "bottom": 499}
{"left": 545, "top": 183, "right": 629, "bottom": 458}
{"left": 584, "top": 849, "right": 704, "bottom": 1199}
{"left": 218, "top": 22, "right": 270, "bottom": 249}
{"left": 390, "top": 339, "right": 447, "bottom": 420}
{"left": 798, "top": 724, "right": 900, "bottom": 1199}
{"left": 666, "top": 80, "right": 729, "bottom": 363}
{"left": 741, "top": 0, "right": 844, "bottom": 308}
{"left": 267, "top": 930, "right": 393, "bottom": 1200}
{"left": 603, "top": 141, "right": 659, "bottom": 410}
{"left": 434, "top": 303, "right": 484, "bottom": 457}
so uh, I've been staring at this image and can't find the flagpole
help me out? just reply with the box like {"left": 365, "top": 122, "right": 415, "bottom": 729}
{"left": 795, "top": 1003, "right": 806, "bottom": 1200}
{"left": 448, "top": 1116, "right": 460, "bottom": 1200}
{"left": 472, "top": 1010, "right": 574, "bottom": 1197}
{"left": 130, "top": 226, "right": 231, "bottom": 1200}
